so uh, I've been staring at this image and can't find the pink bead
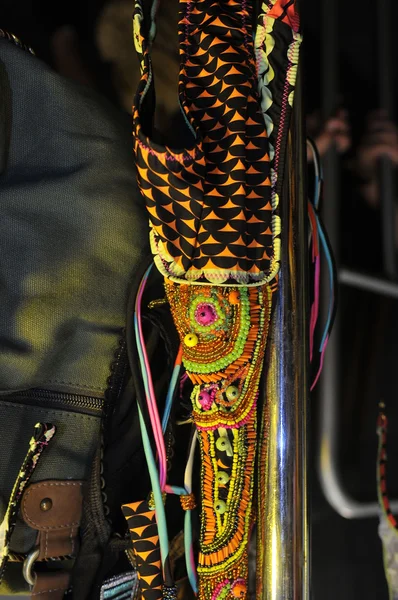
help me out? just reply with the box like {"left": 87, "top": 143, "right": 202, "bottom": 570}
{"left": 198, "top": 389, "right": 213, "bottom": 411}
{"left": 195, "top": 303, "right": 218, "bottom": 326}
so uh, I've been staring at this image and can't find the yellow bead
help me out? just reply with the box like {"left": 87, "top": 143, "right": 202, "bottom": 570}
{"left": 184, "top": 333, "right": 198, "bottom": 347}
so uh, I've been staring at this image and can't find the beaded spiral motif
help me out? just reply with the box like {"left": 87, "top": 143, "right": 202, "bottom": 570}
{"left": 165, "top": 281, "right": 272, "bottom": 599}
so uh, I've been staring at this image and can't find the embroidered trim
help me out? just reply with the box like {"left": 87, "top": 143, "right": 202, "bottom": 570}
{"left": 100, "top": 571, "right": 139, "bottom": 600}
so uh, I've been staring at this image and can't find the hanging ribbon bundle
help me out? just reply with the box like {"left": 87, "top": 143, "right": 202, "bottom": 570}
{"left": 306, "top": 137, "right": 337, "bottom": 390}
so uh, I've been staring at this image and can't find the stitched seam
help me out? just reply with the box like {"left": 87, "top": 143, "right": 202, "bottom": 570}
{"left": 1, "top": 403, "right": 97, "bottom": 420}
{"left": 70, "top": 526, "right": 74, "bottom": 556}
{"left": 45, "top": 531, "right": 48, "bottom": 560}
{"left": 136, "top": 138, "right": 197, "bottom": 163}
{"left": 32, "top": 588, "right": 68, "bottom": 596}
{"left": 23, "top": 483, "right": 83, "bottom": 529}
{"left": 273, "top": 61, "right": 291, "bottom": 177}
{"left": 25, "top": 520, "right": 80, "bottom": 530}
{"left": 241, "top": 0, "right": 249, "bottom": 51}
{"left": 255, "top": 19, "right": 266, "bottom": 75}
{"left": 185, "top": 0, "right": 192, "bottom": 45}
{"left": 44, "top": 380, "right": 104, "bottom": 392}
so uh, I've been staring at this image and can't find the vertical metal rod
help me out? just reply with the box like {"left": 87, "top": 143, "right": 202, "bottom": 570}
{"left": 260, "top": 70, "right": 309, "bottom": 599}
{"left": 378, "top": 0, "right": 396, "bottom": 279}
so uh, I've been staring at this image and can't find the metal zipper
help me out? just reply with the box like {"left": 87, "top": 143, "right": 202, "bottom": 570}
{"left": 3, "top": 337, "right": 128, "bottom": 418}
{"left": 4, "top": 389, "right": 104, "bottom": 414}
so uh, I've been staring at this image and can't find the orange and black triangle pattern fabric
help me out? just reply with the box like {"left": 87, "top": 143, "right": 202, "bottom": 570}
{"left": 122, "top": 500, "right": 163, "bottom": 600}
{"left": 133, "top": 0, "right": 276, "bottom": 285}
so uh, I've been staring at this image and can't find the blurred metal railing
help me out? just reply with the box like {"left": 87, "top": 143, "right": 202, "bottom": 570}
{"left": 259, "top": 66, "right": 310, "bottom": 599}
{"left": 378, "top": 0, "right": 396, "bottom": 280}
{"left": 318, "top": 0, "right": 398, "bottom": 519}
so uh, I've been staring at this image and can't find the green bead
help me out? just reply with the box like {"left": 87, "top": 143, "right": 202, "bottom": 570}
{"left": 214, "top": 499, "right": 227, "bottom": 515}
{"left": 216, "top": 436, "right": 233, "bottom": 456}
{"left": 217, "top": 471, "right": 230, "bottom": 485}
{"left": 226, "top": 386, "right": 240, "bottom": 402}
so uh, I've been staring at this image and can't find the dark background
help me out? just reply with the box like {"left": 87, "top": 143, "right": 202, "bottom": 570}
{"left": 304, "top": 1, "right": 398, "bottom": 599}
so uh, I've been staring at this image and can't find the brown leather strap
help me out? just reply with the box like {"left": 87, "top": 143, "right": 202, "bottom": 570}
{"left": 21, "top": 480, "right": 84, "bottom": 560}
{"left": 32, "top": 571, "right": 70, "bottom": 599}
{"left": 35, "top": 527, "right": 79, "bottom": 560}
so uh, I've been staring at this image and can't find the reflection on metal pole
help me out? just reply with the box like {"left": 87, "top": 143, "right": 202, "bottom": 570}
{"left": 260, "top": 70, "right": 309, "bottom": 599}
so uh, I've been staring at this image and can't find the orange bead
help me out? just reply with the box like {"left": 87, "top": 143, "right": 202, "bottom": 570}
{"left": 229, "top": 290, "right": 240, "bottom": 305}
{"left": 232, "top": 580, "right": 247, "bottom": 597}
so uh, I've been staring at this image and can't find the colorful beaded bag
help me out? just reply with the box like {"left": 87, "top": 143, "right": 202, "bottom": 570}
{"left": 123, "top": 1, "right": 302, "bottom": 598}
